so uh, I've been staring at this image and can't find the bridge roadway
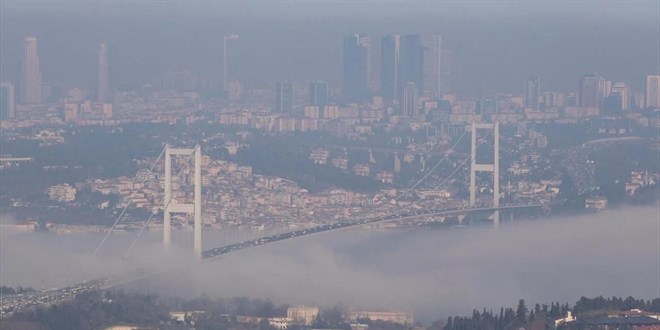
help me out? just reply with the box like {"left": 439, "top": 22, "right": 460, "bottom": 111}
{"left": 0, "top": 203, "right": 540, "bottom": 318}
{"left": 325, "top": 145, "right": 451, "bottom": 157}
{"left": 201, "top": 204, "right": 540, "bottom": 259}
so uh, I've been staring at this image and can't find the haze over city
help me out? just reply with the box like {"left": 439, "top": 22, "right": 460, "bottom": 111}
{"left": 0, "top": 1, "right": 658, "bottom": 329}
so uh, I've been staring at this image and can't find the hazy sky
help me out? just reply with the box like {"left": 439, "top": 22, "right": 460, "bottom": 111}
{"left": 1, "top": 206, "right": 658, "bottom": 322}
{"left": 1, "top": 1, "right": 658, "bottom": 95}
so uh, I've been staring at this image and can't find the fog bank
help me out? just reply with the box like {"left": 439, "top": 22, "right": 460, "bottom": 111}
{"left": 1, "top": 206, "right": 658, "bottom": 321}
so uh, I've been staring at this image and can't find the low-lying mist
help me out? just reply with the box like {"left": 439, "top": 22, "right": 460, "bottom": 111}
{"left": 1, "top": 206, "right": 658, "bottom": 321}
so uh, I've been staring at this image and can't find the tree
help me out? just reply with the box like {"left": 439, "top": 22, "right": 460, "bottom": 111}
{"left": 259, "top": 317, "right": 273, "bottom": 330}
{"left": 516, "top": 299, "right": 528, "bottom": 324}
{"left": 443, "top": 316, "right": 453, "bottom": 330}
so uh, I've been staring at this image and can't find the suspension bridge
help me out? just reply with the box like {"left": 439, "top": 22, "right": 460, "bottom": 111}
{"left": 1, "top": 122, "right": 573, "bottom": 317}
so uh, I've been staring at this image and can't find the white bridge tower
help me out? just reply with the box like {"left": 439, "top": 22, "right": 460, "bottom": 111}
{"left": 470, "top": 122, "right": 500, "bottom": 227}
{"left": 163, "top": 145, "right": 203, "bottom": 259}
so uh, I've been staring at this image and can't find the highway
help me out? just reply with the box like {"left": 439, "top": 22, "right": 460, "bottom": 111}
{"left": 0, "top": 278, "right": 111, "bottom": 319}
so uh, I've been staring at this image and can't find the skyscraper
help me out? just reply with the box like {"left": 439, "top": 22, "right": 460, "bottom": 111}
{"left": 380, "top": 34, "right": 400, "bottom": 102}
{"left": 342, "top": 34, "right": 370, "bottom": 103}
{"left": 402, "top": 82, "right": 418, "bottom": 116}
{"left": 524, "top": 75, "right": 540, "bottom": 110}
{"left": 98, "top": 43, "right": 109, "bottom": 102}
{"left": 223, "top": 34, "right": 240, "bottom": 91}
{"left": 20, "top": 36, "right": 42, "bottom": 104}
{"left": 421, "top": 33, "right": 442, "bottom": 98}
{"left": 610, "top": 82, "right": 630, "bottom": 110}
{"left": 646, "top": 74, "right": 660, "bottom": 108}
{"left": 275, "top": 82, "right": 293, "bottom": 113}
{"left": 439, "top": 49, "right": 453, "bottom": 95}
{"left": 0, "top": 82, "right": 16, "bottom": 120}
{"left": 309, "top": 81, "right": 328, "bottom": 108}
{"left": 599, "top": 78, "right": 612, "bottom": 99}
{"left": 401, "top": 35, "right": 424, "bottom": 97}
{"left": 602, "top": 94, "right": 622, "bottom": 115}
{"left": 578, "top": 74, "right": 600, "bottom": 108}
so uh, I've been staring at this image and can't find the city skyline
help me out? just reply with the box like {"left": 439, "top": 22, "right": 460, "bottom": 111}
{"left": 0, "top": 32, "right": 658, "bottom": 103}
{"left": 2, "top": 5, "right": 657, "bottom": 96}
{"left": 3, "top": 33, "right": 658, "bottom": 114}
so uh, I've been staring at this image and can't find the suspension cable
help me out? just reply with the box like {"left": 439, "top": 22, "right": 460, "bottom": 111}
{"left": 395, "top": 129, "right": 468, "bottom": 201}
{"left": 123, "top": 159, "right": 189, "bottom": 257}
{"left": 92, "top": 146, "right": 167, "bottom": 257}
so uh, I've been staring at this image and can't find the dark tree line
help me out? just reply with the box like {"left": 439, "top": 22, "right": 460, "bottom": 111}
{"left": 0, "top": 286, "right": 35, "bottom": 295}
{"left": 3, "top": 291, "right": 170, "bottom": 330}
{"left": 572, "top": 296, "right": 660, "bottom": 314}
{"left": 438, "top": 296, "right": 660, "bottom": 330}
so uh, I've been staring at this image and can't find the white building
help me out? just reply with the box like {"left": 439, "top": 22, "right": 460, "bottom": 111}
{"left": 46, "top": 184, "right": 77, "bottom": 202}
{"left": 585, "top": 196, "right": 608, "bottom": 210}
{"left": 287, "top": 306, "right": 319, "bottom": 325}
{"left": 554, "top": 311, "right": 576, "bottom": 327}
{"left": 349, "top": 311, "right": 413, "bottom": 325}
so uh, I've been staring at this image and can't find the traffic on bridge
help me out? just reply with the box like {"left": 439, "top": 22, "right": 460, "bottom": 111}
{"left": 202, "top": 203, "right": 539, "bottom": 259}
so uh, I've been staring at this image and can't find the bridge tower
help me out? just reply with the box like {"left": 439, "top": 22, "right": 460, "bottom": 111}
{"left": 163, "top": 145, "right": 203, "bottom": 259}
{"left": 469, "top": 122, "right": 500, "bottom": 227}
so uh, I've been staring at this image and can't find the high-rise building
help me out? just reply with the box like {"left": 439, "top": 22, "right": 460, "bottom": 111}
{"left": 646, "top": 74, "right": 660, "bottom": 108}
{"left": 578, "top": 74, "right": 600, "bottom": 108}
{"left": 421, "top": 33, "right": 442, "bottom": 98}
{"left": 275, "top": 82, "right": 293, "bottom": 113}
{"left": 602, "top": 93, "right": 622, "bottom": 115}
{"left": 227, "top": 80, "right": 243, "bottom": 102}
{"left": 223, "top": 34, "right": 240, "bottom": 91}
{"left": 380, "top": 34, "right": 400, "bottom": 102}
{"left": 524, "top": 75, "right": 540, "bottom": 110}
{"left": 309, "top": 81, "right": 328, "bottom": 108}
{"left": 0, "top": 82, "right": 16, "bottom": 119}
{"left": 342, "top": 34, "right": 370, "bottom": 103}
{"left": 610, "top": 82, "right": 630, "bottom": 110}
{"left": 401, "top": 81, "right": 418, "bottom": 116}
{"left": 401, "top": 35, "right": 424, "bottom": 96}
{"left": 439, "top": 49, "right": 453, "bottom": 95}
{"left": 599, "top": 78, "right": 612, "bottom": 99}
{"left": 98, "top": 43, "right": 109, "bottom": 102}
{"left": 478, "top": 98, "right": 497, "bottom": 116}
{"left": 20, "top": 36, "right": 42, "bottom": 104}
